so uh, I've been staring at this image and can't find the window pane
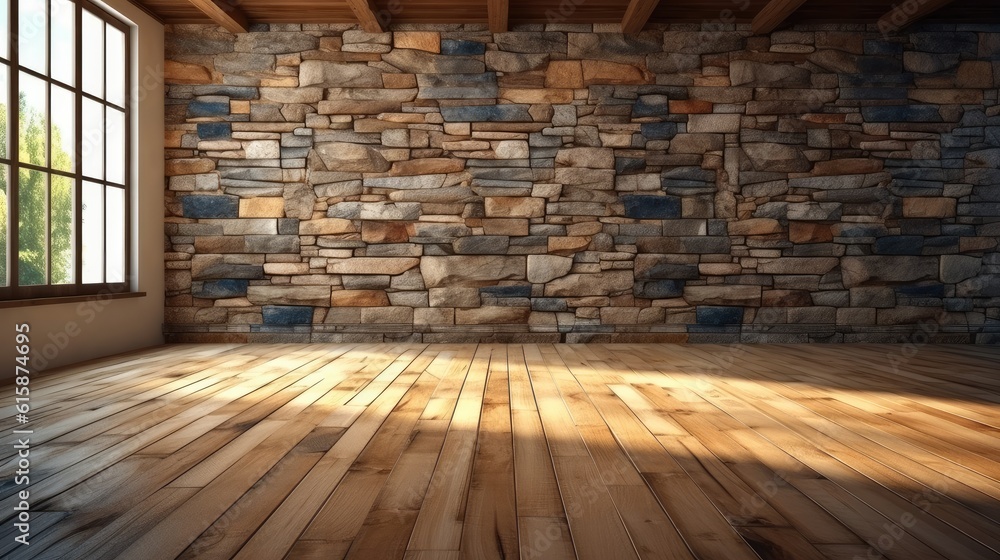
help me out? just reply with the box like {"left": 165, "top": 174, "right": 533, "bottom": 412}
{"left": 82, "top": 10, "right": 103, "bottom": 97}
{"left": 105, "top": 186, "right": 124, "bottom": 283}
{"left": 50, "top": 175, "right": 73, "bottom": 284}
{"left": 51, "top": 84, "right": 74, "bottom": 172}
{"left": 51, "top": 0, "right": 74, "bottom": 86}
{"left": 19, "top": 72, "right": 47, "bottom": 166}
{"left": 82, "top": 181, "right": 102, "bottom": 283}
{"left": 0, "top": 164, "right": 7, "bottom": 287}
{"left": 106, "top": 108, "right": 124, "bottom": 184}
{"left": 0, "top": 0, "right": 8, "bottom": 60}
{"left": 0, "top": 65, "right": 7, "bottom": 159}
{"left": 106, "top": 25, "right": 125, "bottom": 106}
{"left": 18, "top": 0, "right": 46, "bottom": 74}
{"left": 82, "top": 97, "right": 103, "bottom": 179}
{"left": 18, "top": 169, "right": 46, "bottom": 286}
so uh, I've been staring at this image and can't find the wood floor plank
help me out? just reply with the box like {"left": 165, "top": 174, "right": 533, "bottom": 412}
{"left": 2, "top": 343, "right": 997, "bottom": 560}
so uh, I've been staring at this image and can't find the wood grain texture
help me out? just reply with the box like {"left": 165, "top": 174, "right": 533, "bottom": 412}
{"left": 751, "top": 0, "right": 809, "bottom": 34}
{"left": 621, "top": 0, "right": 662, "bottom": 34}
{"left": 3, "top": 343, "right": 999, "bottom": 559}
{"left": 185, "top": 0, "right": 249, "bottom": 33}
{"left": 488, "top": 0, "right": 509, "bottom": 33}
{"left": 345, "top": 0, "right": 384, "bottom": 32}
{"left": 877, "top": 0, "right": 956, "bottom": 33}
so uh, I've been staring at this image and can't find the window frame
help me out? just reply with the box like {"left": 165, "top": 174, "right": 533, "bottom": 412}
{"left": 0, "top": 0, "right": 132, "bottom": 301}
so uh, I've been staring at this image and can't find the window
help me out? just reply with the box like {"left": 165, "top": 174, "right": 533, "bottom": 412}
{"left": 0, "top": 0, "right": 130, "bottom": 301}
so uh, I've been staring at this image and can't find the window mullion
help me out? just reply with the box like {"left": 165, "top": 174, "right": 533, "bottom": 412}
{"left": 9, "top": 0, "right": 19, "bottom": 292}
{"left": 74, "top": 0, "right": 83, "bottom": 288}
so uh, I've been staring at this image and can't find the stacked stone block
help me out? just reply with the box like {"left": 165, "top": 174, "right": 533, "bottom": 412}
{"left": 164, "top": 23, "right": 1000, "bottom": 343}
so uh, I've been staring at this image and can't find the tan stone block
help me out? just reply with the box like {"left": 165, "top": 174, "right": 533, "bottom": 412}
{"left": 581, "top": 60, "right": 652, "bottom": 85}
{"left": 728, "top": 218, "right": 783, "bottom": 236}
{"left": 484, "top": 197, "right": 545, "bottom": 218}
{"left": 165, "top": 130, "right": 185, "bottom": 149}
{"left": 239, "top": 197, "right": 285, "bottom": 218}
{"left": 330, "top": 290, "right": 391, "bottom": 307}
{"left": 444, "top": 123, "right": 471, "bottom": 136}
{"left": 164, "top": 60, "right": 212, "bottom": 84}
{"left": 362, "top": 222, "right": 410, "bottom": 243}
{"left": 327, "top": 257, "right": 420, "bottom": 275}
{"left": 544, "top": 60, "right": 584, "bottom": 88}
{"left": 414, "top": 308, "right": 455, "bottom": 325}
{"left": 482, "top": 219, "right": 529, "bottom": 236}
{"left": 684, "top": 285, "right": 762, "bottom": 306}
{"left": 456, "top": 307, "right": 531, "bottom": 324}
{"left": 394, "top": 31, "right": 441, "bottom": 53}
{"left": 789, "top": 222, "right": 834, "bottom": 244}
{"left": 699, "top": 263, "right": 742, "bottom": 275}
{"left": 390, "top": 158, "right": 465, "bottom": 176}
{"left": 300, "top": 218, "right": 358, "bottom": 235}
{"left": 956, "top": 61, "right": 993, "bottom": 88}
{"left": 548, "top": 236, "right": 591, "bottom": 255}
{"left": 264, "top": 263, "right": 310, "bottom": 275}
{"left": 810, "top": 158, "right": 883, "bottom": 176}
{"left": 194, "top": 236, "right": 246, "bottom": 253}
{"left": 230, "top": 100, "right": 251, "bottom": 114}
{"left": 166, "top": 159, "right": 215, "bottom": 176}
{"left": 382, "top": 73, "right": 417, "bottom": 88}
{"left": 903, "top": 197, "right": 956, "bottom": 218}
{"left": 499, "top": 88, "right": 575, "bottom": 104}
{"left": 669, "top": 100, "right": 713, "bottom": 114}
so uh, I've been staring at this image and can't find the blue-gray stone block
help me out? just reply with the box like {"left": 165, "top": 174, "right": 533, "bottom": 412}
{"left": 532, "top": 298, "right": 567, "bottom": 312}
{"left": 896, "top": 284, "right": 946, "bottom": 298}
{"left": 863, "top": 40, "right": 903, "bottom": 55}
{"left": 635, "top": 280, "right": 685, "bottom": 299}
{"left": 640, "top": 122, "right": 678, "bottom": 140}
{"left": 622, "top": 195, "right": 681, "bottom": 219}
{"left": 696, "top": 306, "right": 744, "bottom": 325}
{"left": 480, "top": 285, "right": 532, "bottom": 298}
{"left": 616, "top": 157, "right": 645, "bottom": 175}
{"left": 441, "top": 39, "right": 486, "bottom": 56}
{"left": 191, "top": 85, "right": 259, "bottom": 99}
{"left": 187, "top": 101, "right": 230, "bottom": 118}
{"left": 875, "top": 235, "right": 924, "bottom": 255}
{"left": 840, "top": 73, "right": 914, "bottom": 87}
{"left": 263, "top": 306, "right": 314, "bottom": 325}
{"left": 182, "top": 195, "right": 239, "bottom": 219}
{"left": 857, "top": 56, "right": 902, "bottom": 74}
{"left": 862, "top": 105, "right": 941, "bottom": 122}
{"left": 197, "top": 122, "right": 232, "bottom": 140}
{"left": 194, "top": 279, "right": 249, "bottom": 299}
{"left": 440, "top": 104, "right": 532, "bottom": 122}
{"left": 278, "top": 219, "right": 300, "bottom": 235}
{"left": 911, "top": 32, "right": 978, "bottom": 55}
{"left": 632, "top": 96, "right": 670, "bottom": 118}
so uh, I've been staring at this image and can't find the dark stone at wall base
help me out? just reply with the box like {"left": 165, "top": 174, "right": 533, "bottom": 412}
{"left": 532, "top": 298, "right": 567, "bottom": 312}
{"left": 616, "top": 157, "right": 646, "bottom": 175}
{"left": 696, "top": 306, "right": 745, "bottom": 325}
{"left": 635, "top": 280, "right": 685, "bottom": 299}
{"left": 622, "top": 195, "right": 681, "bottom": 219}
{"left": 481, "top": 285, "right": 532, "bottom": 298}
{"left": 263, "top": 306, "right": 314, "bottom": 325}
{"left": 861, "top": 105, "right": 941, "bottom": 122}
{"left": 182, "top": 195, "right": 239, "bottom": 219}
{"left": 874, "top": 235, "right": 924, "bottom": 255}
{"left": 194, "top": 279, "right": 249, "bottom": 299}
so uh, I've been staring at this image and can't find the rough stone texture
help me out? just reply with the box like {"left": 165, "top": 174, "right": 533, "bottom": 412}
{"left": 165, "top": 23, "right": 1000, "bottom": 342}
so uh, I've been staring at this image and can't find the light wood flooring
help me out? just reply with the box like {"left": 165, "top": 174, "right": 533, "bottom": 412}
{"left": 1, "top": 343, "right": 999, "bottom": 559}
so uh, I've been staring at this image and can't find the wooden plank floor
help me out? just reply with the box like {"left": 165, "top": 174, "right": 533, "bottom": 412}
{"left": 2, "top": 343, "right": 999, "bottom": 560}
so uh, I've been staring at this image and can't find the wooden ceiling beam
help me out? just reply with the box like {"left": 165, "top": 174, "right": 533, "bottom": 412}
{"left": 488, "top": 0, "right": 509, "bottom": 33}
{"left": 186, "top": 0, "right": 249, "bottom": 34}
{"left": 751, "top": 0, "right": 808, "bottom": 34}
{"left": 621, "top": 0, "right": 662, "bottom": 34}
{"left": 877, "top": 0, "right": 956, "bottom": 34}
{"left": 346, "top": 0, "right": 384, "bottom": 33}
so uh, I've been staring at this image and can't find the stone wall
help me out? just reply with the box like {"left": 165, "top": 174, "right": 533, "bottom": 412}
{"left": 164, "top": 22, "right": 1000, "bottom": 343}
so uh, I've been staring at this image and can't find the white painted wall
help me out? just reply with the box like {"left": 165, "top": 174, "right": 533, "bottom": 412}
{"left": 0, "top": 0, "right": 164, "bottom": 379}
